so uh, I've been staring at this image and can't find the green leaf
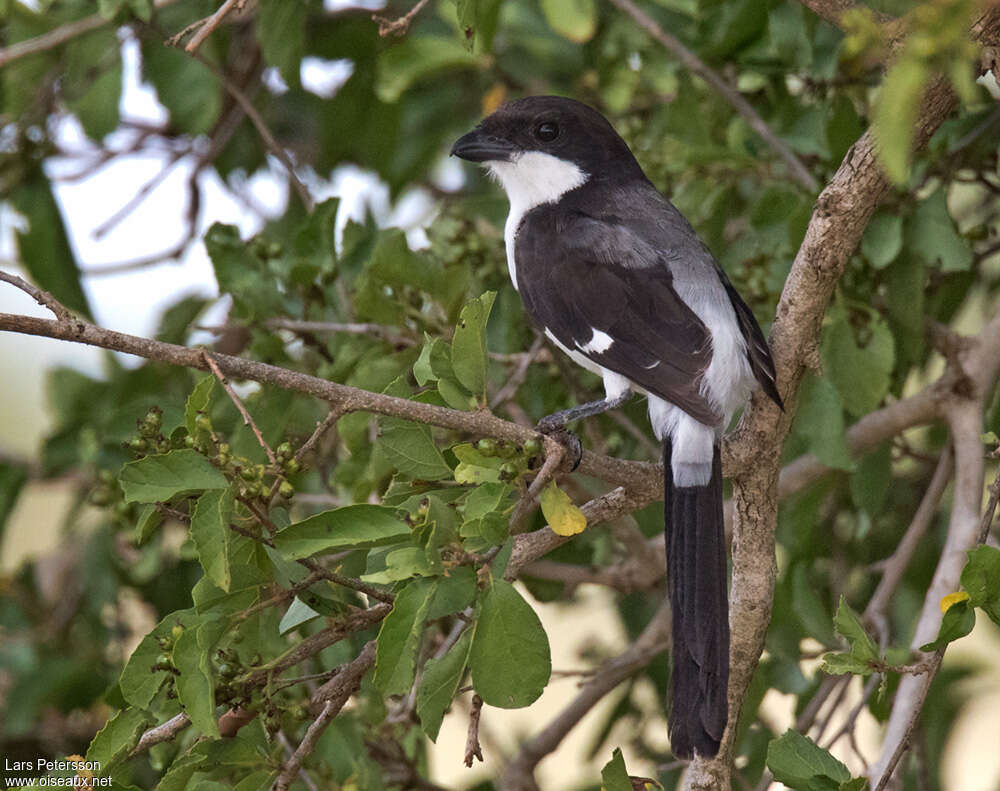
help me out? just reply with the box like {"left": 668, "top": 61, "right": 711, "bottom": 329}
{"left": 872, "top": 56, "right": 929, "bottom": 184}
{"left": 377, "top": 378, "right": 453, "bottom": 480}
{"left": 426, "top": 567, "right": 477, "bottom": 620}
{"left": 378, "top": 415, "right": 453, "bottom": 480}
{"left": 906, "top": 187, "right": 973, "bottom": 272}
{"left": 885, "top": 256, "right": 925, "bottom": 369}
{"left": 185, "top": 376, "right": 216, "bottom": 437}
{"left": 451, "top": 291, "right": 497, "bottom": 402}
{"left": 792, "top": 375, "right": 853, "bottom": 470}
{"left": 540, "top": 0, "right": 597, "bottom": 42}
{"left": 375, "top": 578, "right": 439, "bottom": 696}
{"left": 766, "top": 729, "right": 851, "bottom": 790}
{"left": 791, "top": 564, "right": 836, "bottom": 646}
{"left": 120, "top": 610, "right": 195, "bottom": 708}
{"left": 861, "top": 212, "right": 903, "bottom": 269}
{"left": 452, "top": 442, "right": 504, "bottom": 484}
{"left": 469, "top": 577, "right": 551, "bottom": 708}
{"left": 961, "top": 545, "right": 1000, "bottom": 624}
{"left": 64, "top": 31, "right": 122, "bottom": 140}
{"left": 822, "top": 304, "right": 894, "bottom": 417}
{"left": 190, "top": 486, "right": 236, "bottom": 592}
{"left": 135, "top": 503, "right": 162, "bottom": 544}
{"left": 600, "top": 748, "right": 632, "bottom": 791}
{"left": 833, "top": 596, "right": 879, "bottom": 664}
{"left": 820, "top": 651, "right": 873, "bottom": 676}
{"left": 919, "top": 598, "right": 975, "bottom": 651}
{"left": 375, "top": 36, "right": 481, "bottom": 103}
{"left": 141, "top": 38, "right": 220, "bottom": 135}
{"left": 838, "top": 778, "right": 869, "bottom": 791}
{"left": 0, "top": 462, "right": 29, "bottom": 539}
{"left": 11, "top": 170, "right": 92, "bottom": 318}
{"left": 174, "top": 619, "right": 226, "bottom": 738}
{"left": 86, "top": 707, "right": 150, "bottom": 768}
{"left": 417, "top": 628, "right": 473, "bottom": 741}
{"left": 119, "top": 450, "right": 228, "bottom": 504}
{"left": 274, "top": 505, "right": 411, "bottom": 560}
{"left": 849, "top": 442, "right": 892, "bottom": 516}
{"left": 455, "top": 0, "right": 503, "bottom": 52}
{"left": 256, "top": 0, "right": 304, "bottom": 87}
{"left": 278, "top": 597, "right": 322, "bottom": 635}
{"left": 203, "top": 224, "right": 284, "bottom": 319}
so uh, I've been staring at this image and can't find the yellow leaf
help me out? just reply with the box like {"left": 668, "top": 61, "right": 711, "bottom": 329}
{"left": 539, "top": 482, "right": 586, "bottom": 536}
{"left": 940, "top": 591, "right": 970, "bottom": 613}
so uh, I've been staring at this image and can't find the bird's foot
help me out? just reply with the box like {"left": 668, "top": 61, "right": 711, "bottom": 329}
{"left": 535, "top": 418, "right": 582, "bottom": 472}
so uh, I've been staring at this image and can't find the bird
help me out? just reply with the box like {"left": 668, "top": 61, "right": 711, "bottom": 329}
{"left": 451, "top": 95, "right": 783, "bottom": 759}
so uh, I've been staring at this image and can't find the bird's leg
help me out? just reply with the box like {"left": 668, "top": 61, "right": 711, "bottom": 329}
{"left": 535, "top": 391, "right": 632, "bottom": 470}
{"left": 536, "top": 391, "right": 633, "bottom": 433}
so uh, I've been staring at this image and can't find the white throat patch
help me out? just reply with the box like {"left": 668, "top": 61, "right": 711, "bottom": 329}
{"left": 486, "top": 151, "right": 588, "bottom": 290}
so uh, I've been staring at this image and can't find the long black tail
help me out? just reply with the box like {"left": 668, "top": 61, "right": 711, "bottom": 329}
{"left": 663, "top": 439, "right": 729, "bottom": 758}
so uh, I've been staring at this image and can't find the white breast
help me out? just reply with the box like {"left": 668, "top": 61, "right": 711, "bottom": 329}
{"left": 487, "top": 151, "right": 589, "bottom": 292}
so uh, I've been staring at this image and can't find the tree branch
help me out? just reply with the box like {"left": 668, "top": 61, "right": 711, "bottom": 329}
{"left": 273, "top": 641, "right": 377, "bottom": 791}
{"left": 0, "top": 305, "right": 655, "bottom": 497}
{"left": 689, "top": 6, "right": 1000, "bottom": 786}
{"left": 0, "top": 0, "right": 181, "bottom": 69}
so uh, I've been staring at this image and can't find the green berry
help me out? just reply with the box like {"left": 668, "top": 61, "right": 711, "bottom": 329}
{"left": 195, "top": 413, "right": 211, "bottom": 430}
{"left": 523, "top": 437, "right": 543, "bottom": 457}
{"left": 276, "top": 442, "right": 293, "bottom": 460}
{"left": 284, "top": 458, "right": 301, "bottom": 475}
{"left": 279, "top": 481, "right": 295, "bottom": 498}
{"left": 128, "top": 438, "right": 147, "bottom": 452}
{"left": 497, "top": 440, "right": 517, "bottom": 459}
{"left": 184, "top": 435, "right": 196, "bottom": 448}
{"left": 476, "top": 438, "right": 498, "bottom": 457}
{"left": 499, "top": 462, "right": 519, "bottom": 481}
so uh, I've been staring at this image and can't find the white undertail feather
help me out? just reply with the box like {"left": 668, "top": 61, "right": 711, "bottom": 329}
{"left": 487, "top": 152, "right": 589, "bottom": 291}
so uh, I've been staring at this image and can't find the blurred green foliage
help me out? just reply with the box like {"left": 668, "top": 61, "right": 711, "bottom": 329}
{"left": 1, "top": 0, "right": 1000, "bottom": 789}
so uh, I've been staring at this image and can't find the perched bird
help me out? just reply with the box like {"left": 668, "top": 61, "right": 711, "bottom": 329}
{"left": 452, "top": 95, "right": 783, "bottom": 758}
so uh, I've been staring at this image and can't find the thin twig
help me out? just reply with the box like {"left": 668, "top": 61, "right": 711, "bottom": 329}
{"left": 0, "top": 0, "right": 183, "bottom": 68}
{"left": 264, "top": 319, "right": 418, "bottom": 347}
{"left": 373, "top": 0, "right": 431, "bottom": 37}
{"left": 0, "top": 271, "right": 74, "bottom": 323}
{"left": 490, "top": 335, "right": 545, "bottom": 409}
{"left": 865, "top": 449, "right": 953, "bottom": 639}
{"left": 871, "top": 650, "right": 944, "bottom": 791}
{"left": 608, "top": 0, "right": 819, "bottom": 193}
{"left": 93, "top": 151, "right": 187, "bottom": 239}
{"left": 464, "top": 694, "right": 485, "bottom": 767}
{"left": 294, "top": 407, "right": 348, "bottom": 464}
{"left": 130, "top": 713, "right": 191, "bottom": 757}
{"left": 274, "top": 642, "right": 377, "bottom": 791}
{"left": 179, "top": 0, "right": 248, "bottom": 53}
{"left": 180, "top": 48, "right": 314, "bottom": 213}
{"left": 276, "top": 732, "right": 320, "bottom": 791}
{"left": 203, "top": 350, "right": 278, "bottom": 466}
{"left": 508, "top": 447, "right": 565, "bottom": 534}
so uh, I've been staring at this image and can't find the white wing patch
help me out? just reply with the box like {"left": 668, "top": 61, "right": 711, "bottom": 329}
{"left": 578, "top": 328, "right": 614, "bottom": 354}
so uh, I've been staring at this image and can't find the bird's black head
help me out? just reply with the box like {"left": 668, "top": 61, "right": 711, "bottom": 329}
{"left": 450, "top": 96, "right": 641, "bottom": 181}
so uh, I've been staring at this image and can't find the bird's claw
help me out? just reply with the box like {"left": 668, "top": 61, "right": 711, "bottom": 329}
{"left": 534, "top": 421, "right": 582, "bottom": 472}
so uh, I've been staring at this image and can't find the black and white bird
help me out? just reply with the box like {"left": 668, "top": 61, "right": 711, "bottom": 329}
{"left": 452, "top": 95, "right": 783, "bottom": 759}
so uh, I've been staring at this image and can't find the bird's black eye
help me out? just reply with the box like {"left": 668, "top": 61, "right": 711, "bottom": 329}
{"left": 535, "top": 121, "right": 559, "bottom": 142}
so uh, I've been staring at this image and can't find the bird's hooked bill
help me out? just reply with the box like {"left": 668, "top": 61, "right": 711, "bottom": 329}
{"left": 450, "top": 130, "right": 517, "bottom": 163}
